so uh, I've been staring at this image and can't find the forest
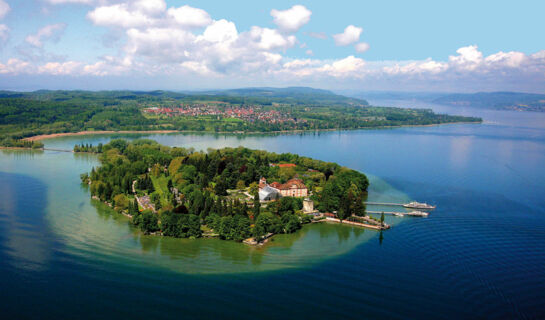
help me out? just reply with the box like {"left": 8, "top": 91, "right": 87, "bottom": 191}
{"left": 0, "top": 89, "right": 482, "bottom": 147}
{"left": 80, "top": 139, "right": 369, "bottom": 242}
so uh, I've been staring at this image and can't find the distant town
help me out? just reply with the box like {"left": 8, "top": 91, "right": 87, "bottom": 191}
{"left": 143, "top": 104, "right": 303, "bottom": 125}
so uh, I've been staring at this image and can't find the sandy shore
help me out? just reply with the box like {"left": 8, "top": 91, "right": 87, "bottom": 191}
{"left": 22, "top": 121, "right": 481, "bottom": 142}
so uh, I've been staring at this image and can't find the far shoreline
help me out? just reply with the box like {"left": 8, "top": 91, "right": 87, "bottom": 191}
{"left": 22, "top": 121, "right": 482, "bottom": 142}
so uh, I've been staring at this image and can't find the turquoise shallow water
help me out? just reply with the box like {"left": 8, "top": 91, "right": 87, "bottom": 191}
{"left": 1, "top": 102, "right": 544, "bottom": 319}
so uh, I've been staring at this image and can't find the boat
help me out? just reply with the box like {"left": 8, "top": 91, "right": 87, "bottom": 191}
{"left": 403, "top": 201, "right": 436, "bottom": 210}
{"left": 406, "top": 211, "right": 429, "bottom": 217}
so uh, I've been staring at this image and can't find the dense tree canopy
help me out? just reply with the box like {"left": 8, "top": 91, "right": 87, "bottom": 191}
{"left": 83, "top": 139, "right": 369, "bottom": 242}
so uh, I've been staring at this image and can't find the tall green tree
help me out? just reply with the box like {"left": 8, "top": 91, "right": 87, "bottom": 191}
{"left": 252, "top": 191, "right": 260, "bottom": 219}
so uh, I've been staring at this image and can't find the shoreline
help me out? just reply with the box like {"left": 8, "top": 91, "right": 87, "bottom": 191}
{"left": 0, "top": 146, "right": 44, "bottom": 150}
{"left": 21, "top": 121, "right": 481, "bottom": 142}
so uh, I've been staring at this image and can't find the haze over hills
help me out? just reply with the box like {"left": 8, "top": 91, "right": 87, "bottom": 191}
{"left": 432, "top": 92, "right": 545, "bottom": 112}
{"left": 349, "top": 91, "right": 545, "bottom": 112}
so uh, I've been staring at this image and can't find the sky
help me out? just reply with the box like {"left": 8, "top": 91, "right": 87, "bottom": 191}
{"left": 0, "top": 0, "right": 544, "bottom": 93}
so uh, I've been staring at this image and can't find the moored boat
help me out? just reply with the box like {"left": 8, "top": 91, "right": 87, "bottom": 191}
{"left": 403, "top": 201, "right": 436, "bottom": 210}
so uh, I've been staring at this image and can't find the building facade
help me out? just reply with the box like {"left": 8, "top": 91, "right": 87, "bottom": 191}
{"left": 258, "top": 177, "right": 308, "bottom": 199}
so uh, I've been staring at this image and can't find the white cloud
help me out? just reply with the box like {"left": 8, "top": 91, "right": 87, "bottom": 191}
{"left": 125, "top": 27, "right": 195, "bottom": 62}
{"left": 355, "top": 42, "right": 369, "bottom": 53}
{"left": 247, "top": 26, "right": 296, "bottom": 51}
{"left": 0, "top": 0, "right": 10, "bottom": 19}
{"left": 87, "top": 1, "right": 166, "bottom": 28}
{"left": 320, "top": 55, "right": 366, "bottom": 76}
{"left": 306, "top": 31, "right": 327, "bottom": 39}
{"left": 83, "top": 55, "right": 132, "bottom": 76}
{"left": 333, "top": 25, "right": 362, "bottom": 46}
{"left": 167, "top": 5, "right": 212, "bottom": 29}
{"left": 383, "top": 59, "right": 448, "bottom": 75}
{"left": 0, "top": 24, "right": 8, "bottom": 44}
{"left": 0, "top": 58, "right": 31, "bottom": 74}
{"left": 44, "top": 0, "right": 93, "bottom": 4}
{"left": 199, "top": 19, "right": 237, "bottom": 43}
{"left": 1, "top": 0, "right": 544, "bottom": 93}
{"left": 38, "top": 61, "right": 82, "bottom": 75}
{"left": 133, "top": 0, "right": 165, "bottom": 15}
{"left": 25, "top": 23, "right": 67, "bottom": 47}
{"left": 485, "top": 51, "right": 526, "bottom": 68}
{"left": 270, "top": 5, "right": 311, "bottom": 33}
{"left": 448, "top": 45, "right": 483, "bottom": 71}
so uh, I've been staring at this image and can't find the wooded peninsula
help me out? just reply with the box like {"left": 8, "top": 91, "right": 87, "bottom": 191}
{"left": 0, "top": 88, "right": 482, "bottom": 148}
{"left": 80, "top": 139, "right": 372, "bottom": 243}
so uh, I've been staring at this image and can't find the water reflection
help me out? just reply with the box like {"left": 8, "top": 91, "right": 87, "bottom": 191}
{"left": 89, "top": 198, "right": 383, "bottom": 273}
{"left": 0, "top": 172, "right": 51, "bottom": 272}
{"left": 1, "top": 148, "right": 44, "bottom": 159}
{"left": 449, "top": 136, "right": 473, "bottom": 169}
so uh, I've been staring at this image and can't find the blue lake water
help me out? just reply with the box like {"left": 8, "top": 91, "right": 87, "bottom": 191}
{"left": 1, "top": 101, "right": 544, "bottom": 319}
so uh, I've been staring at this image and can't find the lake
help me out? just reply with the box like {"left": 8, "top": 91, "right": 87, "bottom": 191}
{"left": 1, "top": 101, "right": 544, "bottom": 319}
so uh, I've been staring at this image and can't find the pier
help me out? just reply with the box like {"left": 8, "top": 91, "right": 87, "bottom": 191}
{"left": 365, "top": 202, "right": 405, "bottom": 206}
{"left": 367, "top": 210, "right": 429, "bottom": 217}
{"left": 43, "top": 148, "right": 73, "bottom": 153}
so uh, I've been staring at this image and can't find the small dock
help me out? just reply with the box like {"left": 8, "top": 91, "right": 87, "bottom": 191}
{"left": 367, "top": 210, "right": 429, "bottom": 217}
{"left": 324, "top": 217, "right": 390, "bottom": 230}
{"left": 365, "top": 202, "right": 404, "bottom": 206}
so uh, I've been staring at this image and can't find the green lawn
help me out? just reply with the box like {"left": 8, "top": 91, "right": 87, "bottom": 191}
{"left": 151, "top": 175, "right": 171, "bottom": 206}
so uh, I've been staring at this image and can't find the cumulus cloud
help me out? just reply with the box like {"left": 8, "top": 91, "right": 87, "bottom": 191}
{"left": 87, "top": 2, "right": 159, "bottom": 28}
{"left": 246, "top": 26, "right": 296, "bottom": 51}
{"left": 38, "top": 61, "right": 82, "bottom": 75}
{"left": 448, "top": 45, "right": 483, "bottom": 71}
{"left": 271, "top": 5, "right": 311, "bottom": 33}
{"left": 0, "top": 58, "right": 31, "bottom": 74}
{"left": 320, "top": 55, "right": 366, "bottom": 76}
{"left": 333, "top": 25, "right": 362, "bottom": 46}
{"left": 199, "top": 19, "right": 237, "bottom": 43}
{"left": 1, "top": 1, "right": 544, "bottom": 92}
{"left": 484, "top": 51, "right": 526, "bottom": 68}
{"left": 0, "top": 24, "right": 8, "bottom": 44}
{"left": 167, "top": 5, "right": 212, "bottom": 28}
{"left": 355, "top": 42, "right": 369, "bottom": 53}
{"left": 0, "top": 0, "right": 11, "bottom": 19}
{"left": 25, "top": 23, "right": 67, "bottom": 47}
{"left": 45, "top": 0, "right": 94, "bottom": 4}
{"left": 0, "top": 0, "right": 10, "bottom": 20}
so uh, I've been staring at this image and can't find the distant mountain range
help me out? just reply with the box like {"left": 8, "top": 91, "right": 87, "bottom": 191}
{"left": 186, "top": 87, "right": 369, "bottom": 106}
{"left": 0, "top": 87, "right": 368, "bottom": 107}
{"left": 351, "top": 91, "right": 545, "bottom": 112}
{"left": 432, "top": 92, "right": 545, "bottom": 112}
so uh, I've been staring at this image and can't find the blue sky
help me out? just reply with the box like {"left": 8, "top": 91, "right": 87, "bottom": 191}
{"left": 0, "top": 0, "right": 544, "bottom": 92}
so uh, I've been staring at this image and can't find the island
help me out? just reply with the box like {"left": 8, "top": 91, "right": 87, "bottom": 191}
{"left": 0, "top": 87, "right": 482, "bottom": 148}
{"left": 79, "top": 139, "right": 386, "bottom": 243}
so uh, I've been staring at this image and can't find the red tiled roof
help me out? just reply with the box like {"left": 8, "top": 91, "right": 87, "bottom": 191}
{"left": 273, "top": 178, "right": 306, "bottom": 190}
{"left": 270, "top": 182, "right": 282, "bottom": 189}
